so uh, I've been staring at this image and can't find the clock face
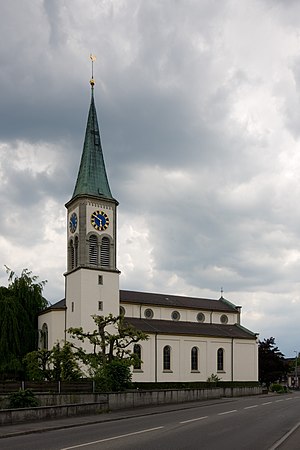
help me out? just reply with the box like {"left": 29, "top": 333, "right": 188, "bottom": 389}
{"left": 91, "top": 210, "right": 109, "bottom": 231}
{"left": 69, "top": 212, "right": 78, "bottom": 233}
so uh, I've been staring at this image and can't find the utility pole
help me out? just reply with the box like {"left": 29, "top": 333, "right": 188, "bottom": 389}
{"left": 294, "top": 351, "right": 298, "bottom": 388}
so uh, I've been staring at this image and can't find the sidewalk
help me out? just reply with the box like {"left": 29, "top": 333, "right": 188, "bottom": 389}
{"left": 270, "top": 422, "right": 300, "bottom": 450}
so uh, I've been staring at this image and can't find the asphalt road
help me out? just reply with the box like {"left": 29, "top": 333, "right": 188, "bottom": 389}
{"left": 1, "top": 393, "right": 300, "bottom": 450}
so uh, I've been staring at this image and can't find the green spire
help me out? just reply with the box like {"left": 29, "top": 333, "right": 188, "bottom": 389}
{"left": 72, "top": 86, "right": 113, "bottom": 200}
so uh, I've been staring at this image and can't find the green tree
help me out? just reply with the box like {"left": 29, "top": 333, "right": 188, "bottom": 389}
{"left": 51, "top": 342, "right": 82, "bottom": 381}
{"left": 259, "top": 337, "right": 286, "bottom": 387}
{"left": 23, "top": 349, "right": 52, "bottom": 381}
{"left": 68, "top": 314, "right": 148, "bottom": 391}
{"left": 24, "top": 343, "right": 82, "bottom": 381}
{"left": 0, "top": 267, "right": 48, "bottom": 379}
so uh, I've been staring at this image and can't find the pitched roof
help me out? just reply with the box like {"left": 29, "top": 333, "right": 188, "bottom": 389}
{"left": 71, "top": 87, "right": 114, "bottom": 201}
{"left": 120, "top": 290, "right": 238, "bottom": 312}
{"left": 39, "top": 298, "right": 66, "bottom": 315}
{"left": 40, "top": 290, "right": 239, "bottom": 317}
{"left": 125, "top": 317, "right": 256, "bottom": 340}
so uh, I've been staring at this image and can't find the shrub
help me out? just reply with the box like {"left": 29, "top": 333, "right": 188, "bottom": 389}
{"left": 8, "top": 389, "right": 39, "bottom": 408}
{"left": 96, "top": 360, "right": 132, "bottom": 392}
{"left": 207, "top": 373, "right": 221, "bottom": 383}
{"left": 270, "top": 383, "right": 288, "bottom": 393}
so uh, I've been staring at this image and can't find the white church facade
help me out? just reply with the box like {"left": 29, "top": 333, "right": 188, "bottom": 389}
{"left": 38, "top": 75, "right": 259, "bottom": 383}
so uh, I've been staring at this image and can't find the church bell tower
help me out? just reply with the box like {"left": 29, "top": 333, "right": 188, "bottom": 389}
{"left": 65, "top": 58, "right": 120, "bottom": 333}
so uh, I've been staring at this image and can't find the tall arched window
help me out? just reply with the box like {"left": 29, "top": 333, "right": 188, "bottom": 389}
{"left": 133, "top": 344, "right": 142, "bottom": 370}
{"left": 163, "top": 345, "right": 171, "bottom": 371}
{"left": 74, "top": 236, "right": 79, "bottom": 267}
{"left": 89, "top": 235, "right": 98, "bottom": 265}
{"left": 217, "top": 348, "right": 224, "bottom": 371}
{"left": 191, "top": 346, "right": 199, "bottom": 371}
{"left": 70, "top": 239, "right": 75, "bottom": 269}
{"left": 100, "top": 237, "right": 110, "bottom": 267}
{"left": 41, "top": 323, "right": 48, "bottom": 350}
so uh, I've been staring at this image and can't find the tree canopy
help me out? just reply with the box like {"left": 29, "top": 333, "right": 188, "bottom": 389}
{"left": 0, "top": 267, "right": 48, "bottom": 379}
{"left": 24, "top": 343, "right": 82, "bottom": 381}
{"left": 259, "top": 337, "right": 286, "bottom": 387}
{"left": 68, "top": 314, "right": 148, "bottom": 390}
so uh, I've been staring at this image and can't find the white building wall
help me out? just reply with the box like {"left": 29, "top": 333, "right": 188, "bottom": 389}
{"left": 121, "top": 303, "right": 239, "bottom": 325}
{"left": 38, "top": 309, "right": 65, "bottom": 350}
{"left": 65, "top": 268, "right": 119, "bottom": 333}
{"left": 234, "top": 341, "right": 258, "bottom": 381}
{"left": 131, "top": 334, "right": 258, "bottom": 383}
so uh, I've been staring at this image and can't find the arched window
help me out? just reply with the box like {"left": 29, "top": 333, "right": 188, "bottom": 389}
{"left": 163, "top": 345, "right": 171, "bottom": 371}
{"left": 133, "top": 344, "right": 142, "bottom": 370}
{"left": 74, "top": 236, "right": 79, "bottom": 267}
{"left": 217, "top": 348, "right": 224, "bottom": 371}
{"left": 41, "top": 323, "right": 48, "bottom": 350}
{"left": 89, "top": 235, "right": 98, "bottom": 265}
{"left": 100, "top": 237, "right": 110, "bottom": 267}
{"left": 191, "top": 346, "right": 199, "bottom": 371}
{"left": 70, "top": 239, "right": 75, "bottom": 269}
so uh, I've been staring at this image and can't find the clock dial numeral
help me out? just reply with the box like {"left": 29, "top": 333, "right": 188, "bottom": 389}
{"left": 91, "top": 210, "right": 109, "bottom": 231}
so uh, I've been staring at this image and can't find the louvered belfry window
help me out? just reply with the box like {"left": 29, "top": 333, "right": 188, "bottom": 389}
{"left": 100, "top": 237, "right": 110, "bottom": 267}
{"left": 70, "top": 240, "right": 75, "bottom": 269}
{"left": 89, "top": 235, "right": 98, "bottom": 265}
{"left": 74, "top": 236, "right": 79, "bottom": 267}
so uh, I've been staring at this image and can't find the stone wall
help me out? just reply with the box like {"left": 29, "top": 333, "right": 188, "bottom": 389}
{"left": 0, "top": 386, "right": 262, "bottom": 425}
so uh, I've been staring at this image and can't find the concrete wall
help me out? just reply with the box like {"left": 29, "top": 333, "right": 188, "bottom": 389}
{"left": 0, "top": 386, "right": 262, "bottom": 425}
{"left": 0, "top": 402, "right": 108, "bottom": 426}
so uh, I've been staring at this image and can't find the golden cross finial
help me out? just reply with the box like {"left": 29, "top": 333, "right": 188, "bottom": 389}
{"left": 90, "top": 54, "right": 96, "bottom": 86}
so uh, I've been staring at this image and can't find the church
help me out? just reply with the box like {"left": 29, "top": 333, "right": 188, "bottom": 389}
{"left": 38, "top": 71, "right": 259, "bottom": 383}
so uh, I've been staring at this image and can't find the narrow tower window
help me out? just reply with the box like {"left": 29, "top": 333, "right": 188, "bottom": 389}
{"left": 100, "top": 237, "right": 110, "bottom": 267}
{"left": 89, "top": 235, "right": 98, "bottom": 265}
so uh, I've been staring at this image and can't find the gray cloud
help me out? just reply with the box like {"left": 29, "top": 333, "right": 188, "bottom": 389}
{"left": 1, "top": 0, "right": 300, "bottom": 356}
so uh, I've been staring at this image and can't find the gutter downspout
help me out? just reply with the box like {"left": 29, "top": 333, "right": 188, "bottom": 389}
{"left": 155, "top": 332, "right": 158, "bottom": 383}
{"left": 231, "top": 338, "right": 234, "bottom": 382}
{"left": 64, "top": 276, "right": 67, "bottom": 343}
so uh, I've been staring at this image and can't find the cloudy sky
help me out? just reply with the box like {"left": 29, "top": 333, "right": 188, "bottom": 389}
{"left": 1, "top": 0, "right": 300, "bottom": 356}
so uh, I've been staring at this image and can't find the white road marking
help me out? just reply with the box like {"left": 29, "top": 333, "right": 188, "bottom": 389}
{"left": 218, "top": 409, "right": 237, "bottom": 415}
{"left": 60, "top": 426, "right": 164, "bottom": 449}
{"left": 275, "top": 399, "right": 283, "bottom": 402}
{"left": 285, "top": 397, "right": 293, "bottom": 400}
{"left": 244, "top": 405, "right": 258, "bottom": 409}
{"left": 262, "top": 402, "right": 272, "bottom": 405}
{"left": 180, "top": 416, "right": 208, "bottom": 424}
